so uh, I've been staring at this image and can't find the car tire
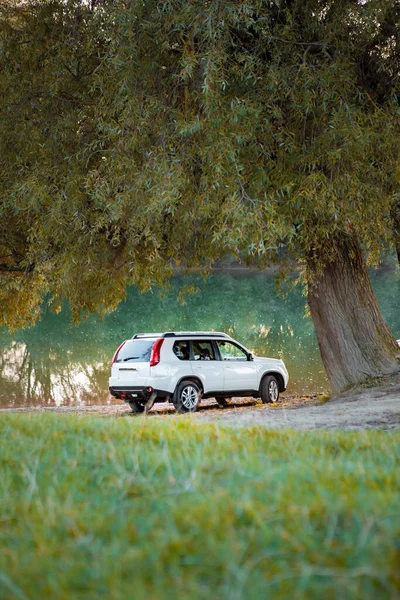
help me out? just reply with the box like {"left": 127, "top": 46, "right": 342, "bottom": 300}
{"left": 173, "top": 380, "right": 201, "bottom": 414}
{"left": 260, "top": 375, "right": 280, "bottom": 403}
{"left": 216, "top": 397, "right": 231, "bottom": 407}
{"left": 128, "top": 400, "right": 145, "bottom": 413}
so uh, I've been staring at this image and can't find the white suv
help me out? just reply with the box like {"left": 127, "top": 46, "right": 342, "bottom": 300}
{"left": 109, "top": 332, "right": 289, "bottom": 414}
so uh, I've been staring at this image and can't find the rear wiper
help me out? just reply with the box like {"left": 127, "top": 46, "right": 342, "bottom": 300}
{"left": 120, "top": 356, "right": 140, "bottom": 362}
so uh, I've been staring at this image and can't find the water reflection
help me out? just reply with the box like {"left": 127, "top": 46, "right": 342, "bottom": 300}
{"left": 0, "top": 269, "right": 399, "bottom": 408}
{"left": 0, "top": 341, "right": 111, "bottom": 407}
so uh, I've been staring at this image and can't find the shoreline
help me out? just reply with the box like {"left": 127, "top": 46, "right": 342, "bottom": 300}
{"left": 1, "top": 379, "right": 399, "bottom": 430}
{"left": 0, "top": 391, "right": 324, "bottom": 414}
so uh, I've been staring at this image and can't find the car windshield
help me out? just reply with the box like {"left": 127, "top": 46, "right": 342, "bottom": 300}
{"left": 115, "top": 339, "right": 155, "bottom": 362}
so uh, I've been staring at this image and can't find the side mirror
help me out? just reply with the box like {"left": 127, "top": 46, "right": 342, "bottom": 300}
{"left": 248, "top": 352, "right": 254, "bottom": 361}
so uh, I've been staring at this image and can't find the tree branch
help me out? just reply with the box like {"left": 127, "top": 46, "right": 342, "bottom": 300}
{"left": 268, "top": 36, "right": 332, "bottom": 49}
{"left": 0, "top": 262, "right": 35, "bottom": 273}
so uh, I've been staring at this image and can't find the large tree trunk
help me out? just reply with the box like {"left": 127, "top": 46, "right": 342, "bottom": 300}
{"left": 391, "top": 201, "right": 400, "bottom": 266}
{"left": 307, "top": 234, "right": 399, "bottom": 394}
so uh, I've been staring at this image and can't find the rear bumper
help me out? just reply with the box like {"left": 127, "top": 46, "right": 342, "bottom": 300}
{"left": 109, "top": 386, "right": 170, "bottom": 403}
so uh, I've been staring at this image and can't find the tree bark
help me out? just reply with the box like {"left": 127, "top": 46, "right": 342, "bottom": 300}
{"left": 391, "top": 201, "right": 400, "bottom": 266}
{"left": 307, "top": 234, "right": 400, "bottom": 394}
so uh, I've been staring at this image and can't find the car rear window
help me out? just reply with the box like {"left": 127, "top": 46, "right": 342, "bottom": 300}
{"left": 173, "top": 340, "right": 190, "bottom": 360}
{"left": 115, "top": 339, "right": 155, "bottom": 363}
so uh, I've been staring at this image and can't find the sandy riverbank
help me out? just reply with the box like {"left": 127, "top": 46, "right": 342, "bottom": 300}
{"left": 1, "top": 372, "right": 400, "bottom": 430}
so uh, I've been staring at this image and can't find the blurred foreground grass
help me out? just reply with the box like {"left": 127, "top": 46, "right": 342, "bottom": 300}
{"left": 0, "top": 414, "right": 399, "bottom": 599}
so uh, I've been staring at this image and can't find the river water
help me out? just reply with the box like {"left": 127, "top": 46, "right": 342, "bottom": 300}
{"left": 1, "top": 269, "right": 399, "bottom": 408}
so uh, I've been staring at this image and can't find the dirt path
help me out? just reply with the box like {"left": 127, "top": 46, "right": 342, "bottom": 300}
{"left": 2, "top": 374, "right": 400, "bottom": 430}
{"left": 194, "top": 373, "right": 400, "bottom": 431}
{"left": 194, "top": 392, "right": 400, "bottom": 431}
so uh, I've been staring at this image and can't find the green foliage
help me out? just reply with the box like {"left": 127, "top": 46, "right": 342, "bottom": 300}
{"left": 0, "top": 0, "right": 399, "bottom": 327}
{"left": 0, "top": 414, "right": 399, "bottom": 598}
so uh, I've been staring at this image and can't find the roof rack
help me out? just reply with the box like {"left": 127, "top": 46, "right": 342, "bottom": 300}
{"left": 132, "top": 333, "right": 162, "bottom": 339}
{"left": 132, "top": 331, "right": 231, "bottom": 339}
{"left": 163, "top": 331, "right": 230, "bottom": 338}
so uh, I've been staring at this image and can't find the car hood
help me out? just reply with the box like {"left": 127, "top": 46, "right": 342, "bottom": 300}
{"left": 253, "top": 356, "right": 286, "bottom": 368}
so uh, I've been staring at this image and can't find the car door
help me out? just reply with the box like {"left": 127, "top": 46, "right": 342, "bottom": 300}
{"left": 189, "top": 339, "right": 224, "bottom": 394}
{"left": 216, "top": 340, "right": 258, "bottom": 393}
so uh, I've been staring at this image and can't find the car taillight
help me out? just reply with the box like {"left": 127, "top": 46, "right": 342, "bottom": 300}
{"left": 111, "top": 341, "right": 126, "bottom": 365}
{"left": 150, "top": 338, "right": 164, "bottom": 367}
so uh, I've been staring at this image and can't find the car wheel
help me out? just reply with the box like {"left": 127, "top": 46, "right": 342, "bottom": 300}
{"left": 173, "top": 380, "right": 201, "bottom": 414}
{"left": 260, "top": 375, "right": 280, "bottom": 403}
{"left": 128, "top": 400, "right": 145, "bottom": 413}
{"left": 216, "top": 397, "right": 231, "bottom": 407}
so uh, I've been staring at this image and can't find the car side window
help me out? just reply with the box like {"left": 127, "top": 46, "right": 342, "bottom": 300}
{"left": 217, "top": 341, "right": 248, "bottom": 361}
{"left": 192, "top": 341, "right": 216, "bottom": 361}
{"left": 173, "top": 341, "right": 190, "bottom": 361}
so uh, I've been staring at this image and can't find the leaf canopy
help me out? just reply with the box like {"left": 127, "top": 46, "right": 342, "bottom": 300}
{"left": 0, "top": 0, "right": 399, "bottom": 327}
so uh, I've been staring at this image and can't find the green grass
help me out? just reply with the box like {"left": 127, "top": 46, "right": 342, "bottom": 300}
{"left": 0, "top": 414, "right": 399, "bottom": 599}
